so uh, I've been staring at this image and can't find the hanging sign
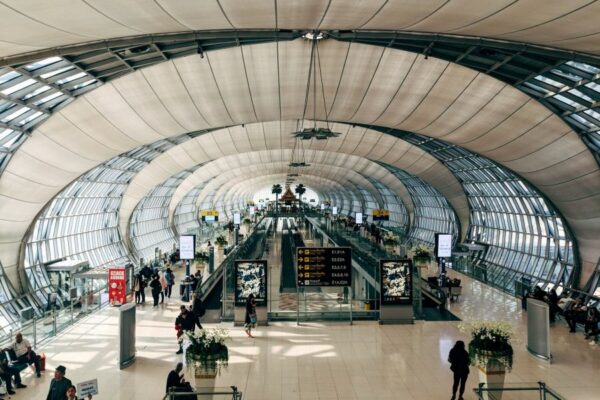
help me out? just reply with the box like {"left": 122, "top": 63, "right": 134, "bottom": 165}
{"left": 200, "top": 210, "right": 219, "bottom": 222}
{"left": 233, "top": 212, "right": 241, "bottom": 225}
{"left": 372, "top": 209, "right": 390, "bottom": 221}
{"left": 108, "top": 267, "right": 127, "bottom": 306}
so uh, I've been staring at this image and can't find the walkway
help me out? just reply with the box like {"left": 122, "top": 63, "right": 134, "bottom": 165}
{"left": 11, "top": 260, "right": 600, "bottom": 400}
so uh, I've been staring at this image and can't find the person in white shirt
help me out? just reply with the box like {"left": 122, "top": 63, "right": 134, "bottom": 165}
{"left": 11, "top": 332, "right": 41, "bottom": 377}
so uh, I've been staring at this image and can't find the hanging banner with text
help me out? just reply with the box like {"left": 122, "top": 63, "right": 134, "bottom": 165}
{"left": 297, "top": 247, "right": 352, "bottom": 287}
{"left": 108, "top": 267, "right": 127, "bottom": 306}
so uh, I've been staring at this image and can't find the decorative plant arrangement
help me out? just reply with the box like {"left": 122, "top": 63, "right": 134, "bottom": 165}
{"left": 383, "top": 233, "right": 399, "bottom": 246}
{"left": 458, "top": 321, "right": 514, "bottom": 371}
{"left": 184, "top": 328, "right": 230, "bottom": 377}
{"left": 243, "top": 217, "right": 252, "bottom": 225}
{"left": 412, "top": 244, "right": 433, "bottom": 259}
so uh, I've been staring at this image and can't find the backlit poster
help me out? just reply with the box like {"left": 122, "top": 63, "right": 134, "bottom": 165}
{"left": 332, "top": 206, "right": 338, "bottom": 215}
{"left": 235, "top": 260, "right": 267, "bottom": 306}
{"left": 233, "top": 212, "right": 241, "bottom": 225}
{"left": 108, "top": 267, "right": 127, "bottom": 306}
{"left": 380, "top": 260, "right": 412, "bottom": 305}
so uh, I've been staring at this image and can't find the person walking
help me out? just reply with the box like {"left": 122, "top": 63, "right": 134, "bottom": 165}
{"left": 159, "top": 271, "right": 168, "bottom": 304}
{"left": 133, "top": 273, "right": 142, "bottom": 304}
{"left": 192, "top": 293, "right": 205, "bottom": 330}
{"left": 165, "top": 268, "right": 175, "bottom": 298}
{"left": 448, "top": 341, "right": 470, "bottom": 400}
{"left": 150, "top": 274, "right": 161, "bottom": 307}
{"left": 46, "top": 365, "right": 72, "bottom": 400}
{"left": 244, "top": 293, "right": 257, "bottom": 338}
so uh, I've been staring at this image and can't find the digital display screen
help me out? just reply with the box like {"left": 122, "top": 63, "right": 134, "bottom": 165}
{"left": 435, "top": 233, "right": 452, "bottom": 258}
{"left": 179, "top": 235, "right": 195, "bottom": 260}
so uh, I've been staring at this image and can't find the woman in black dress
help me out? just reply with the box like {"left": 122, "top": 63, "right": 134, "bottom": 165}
{"left": 244, "top": 293, "right": 257, "bottom": 338}
{"left": 448, "top": 340, "right": 470, "bottom": 400}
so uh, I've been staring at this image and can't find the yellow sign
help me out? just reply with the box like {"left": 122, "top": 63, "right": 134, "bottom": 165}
{"left": 200, "top": 210, "right": 219, "bottom": 217}
{"left": 372, "top": 209, "right": 390, "bottom": 220}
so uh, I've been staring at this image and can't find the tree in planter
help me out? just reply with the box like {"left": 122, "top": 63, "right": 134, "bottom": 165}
{"left": 295, "top": 184, "right": 306, "bottom": 210}
{"left": 271, "top": 184, "right": 282, "bottom": 213}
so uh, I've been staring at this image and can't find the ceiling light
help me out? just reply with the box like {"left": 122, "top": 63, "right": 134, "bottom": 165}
{"left": 292, "top": 127, "right": 341, "bottom": 140}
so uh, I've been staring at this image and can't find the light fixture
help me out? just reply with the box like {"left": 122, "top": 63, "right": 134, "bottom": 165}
{"left": 303, "top": 31, "right": 326, "bottom": 41}
{"left": 288, "top": 30, "right": 338, "bottom": 174}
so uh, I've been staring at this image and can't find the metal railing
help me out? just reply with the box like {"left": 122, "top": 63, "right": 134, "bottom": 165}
{"left": 0, "top": 294, "right": 110, "bottom": 350}
{"left": 163, "top": 386, "right": 242, "bottom": 399}
{"left": 474, "top": 382, "right": 565, "bottom": 400}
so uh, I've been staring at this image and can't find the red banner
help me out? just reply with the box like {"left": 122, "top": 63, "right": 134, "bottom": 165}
{"left": 108, "top": 268, "right": 127, "bottom": 306}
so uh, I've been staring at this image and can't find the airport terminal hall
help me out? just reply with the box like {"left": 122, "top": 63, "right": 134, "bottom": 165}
{"left": 1, "top": 1, "right": 600, "bottom": 400}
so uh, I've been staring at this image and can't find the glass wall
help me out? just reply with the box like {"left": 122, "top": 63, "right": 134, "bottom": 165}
{"left": 406, "top": 135, "right": 577, "bottom": 294}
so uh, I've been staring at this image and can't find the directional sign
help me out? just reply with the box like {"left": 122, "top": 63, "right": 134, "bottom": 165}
{"left": 297, "top": 247, "right": 352, "bottom": 287}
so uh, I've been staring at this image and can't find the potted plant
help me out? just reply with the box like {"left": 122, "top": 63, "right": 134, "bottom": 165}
{"left": 184, "top": 328, "right": 230, "bottom": 379}
{"left": 459, "top": 321, "right": 514, "bottom": 399}
{"left": 215, "top": 235, "right": 228, "bottom": 248}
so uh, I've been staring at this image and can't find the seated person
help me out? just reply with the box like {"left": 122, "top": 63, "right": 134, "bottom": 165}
{"left": 0, "top": 351, "right": 26, "bottom": 394}
{"left": 8, "top": 332, "right": 42, "bottom": 377}
{"left": 166, "top": 362, "right": 192, "bottom": 394}
{"left": 565, "top": 299, "right": 587, "bottom": 333}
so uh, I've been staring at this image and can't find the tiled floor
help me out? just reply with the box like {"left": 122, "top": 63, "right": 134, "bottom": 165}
{"left": 10, "top": 262, "right": 599, "bottom": 400}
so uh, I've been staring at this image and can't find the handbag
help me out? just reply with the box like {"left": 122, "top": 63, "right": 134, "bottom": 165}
{"left": 250, "top": 313, "right": 257, "bottom": 325}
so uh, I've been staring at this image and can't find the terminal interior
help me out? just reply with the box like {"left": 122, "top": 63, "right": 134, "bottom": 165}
{"left": 0, "top": 1, "right": 599, "bottom": 399}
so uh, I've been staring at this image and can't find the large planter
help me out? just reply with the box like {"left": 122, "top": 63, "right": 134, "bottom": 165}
{"left": 471, "top": 347, "right": 512, "bottom": 400}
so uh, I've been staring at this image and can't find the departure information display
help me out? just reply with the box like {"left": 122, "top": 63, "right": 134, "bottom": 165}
{"left": 297, "top": 247, "right": 352, "bottom": 287}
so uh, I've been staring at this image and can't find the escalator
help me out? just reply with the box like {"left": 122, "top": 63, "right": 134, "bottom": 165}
{"left": 306, "top": 217, "right": 459, "bottom": 321}
{"left": 199, "top": 219, "right": 268, "bottom": 321}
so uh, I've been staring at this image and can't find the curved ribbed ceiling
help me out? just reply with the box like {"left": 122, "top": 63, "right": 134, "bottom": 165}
{"left": 2, "top": 0, "right": 600, "bottom": 57}
{"left": 0, "top": 3, "right": 597, "bottom": 291}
